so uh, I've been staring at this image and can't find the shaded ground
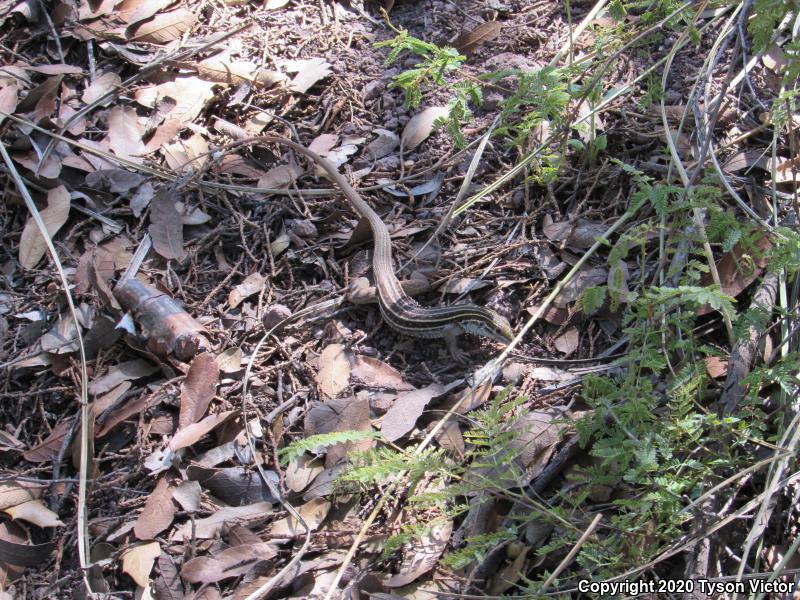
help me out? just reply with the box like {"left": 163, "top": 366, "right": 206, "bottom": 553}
{"left": 0, "top": 0, "right": 795, "bottom": 598}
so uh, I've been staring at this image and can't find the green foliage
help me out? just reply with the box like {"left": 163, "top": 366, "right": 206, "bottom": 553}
{"left": 767, "top": 227, "right": 800, "bottom": 273}
{"left": 580, "top": 285, "right": 608, "bottom": 315}
{"left": 375, "top": 27, "right": 466, "bottom": 110}
{"left": 488, "top": 66, "right": 573, "bottom": 148}
{"left": 279, "top": 430, "right": 383, "bottom": 465}
{"left": 748, "top": 0, "right": 793, "bottom": 54}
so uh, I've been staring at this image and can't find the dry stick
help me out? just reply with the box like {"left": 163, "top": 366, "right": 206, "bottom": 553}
{"left": 0, "top": 143, "right": 95, "bottom": 597}
{"left": 540, "top": 513, "right": 603, "bottom": 592}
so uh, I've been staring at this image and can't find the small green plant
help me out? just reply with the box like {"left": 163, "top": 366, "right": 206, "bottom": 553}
{"left": 375, "top": 26, "right": 467, "bottom": 110}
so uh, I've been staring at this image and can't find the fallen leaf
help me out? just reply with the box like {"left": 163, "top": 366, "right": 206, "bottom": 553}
{"left": 365, "top": 128, "right": 400, "bottom": 159}
{"left": 453, "top": 21, "right": 501, "bottom": 54}
{"left": 121, "top": 541, "right": 160, "bottom": 588}
{"left": 271, "top": 498, "right": 330, "bottom": 537}
{"left": 351, "top": 356, "right": 414, "bottom": 390}
{"left": 19, "top": 186, "right": 71, "bottom": 269}
{"left": 187, "top": 465, "right": 276, "bottom": 505}
{"left": 126, "top": 8, "right": 197, "bottom": 43}
{"left": 23, "top": 419, "right": 73, "bottom": 463}
{"left": 554, "top": 266, "right": 607, "bottom": 307}
{"left": 305, "top": 397, "right": 372, "bottom": 467}
{"left": 554, "top": 327, "right": 579, "bottom": 356}
{"left": 122, "top": 0, "right": 172, "bottom": 24}
{"left": 5, "top": 500, "right": 64, "bottom": 528}
{"left": 284, "top": 57, "right": 332, "bottom": 94}
{"left": 172, "top": 480, "right": 201, "bottom": 512}
{"left": 381, "top": 384, "right": 444, "bottom": 442}
{"left": 316, "top": 343, "right": 351, "bottom": 398}
{"left": 257, "top": 163, "right": 302, "bottom": 189}
{"left": 228, "top": 272, "right": 266, "bottom": 309}
{"left": 133, "top": 477, "right": 175, "bottom": 540}
{"left": 0, "top": 481, "right": 45, "bottom": 510}
{"left": 82, "top": 72, "right": 121, "bottom": 105}
{"left": 0, "top": 85, "right": 18, "bottom": 125}
{"left": 88, "top": 359, "right": 159, "bottom": 395}
{"left": 0, "top": 525, "right": 54, "bottom": 567}
{"left": 285, "top": 454, "right": 324, "bottom": 492}
{"left": 169, "top": 411, "right": 235, "bottom": 451}
{"left": 198, "top": 58, "right": 259, "bottom": 86}
{"left": 172, "top": 502, "right": 273, "bottom": 541}
{"left": 143, "top": 118, "right": 181, "bottom": 154}
{"left": 134, "top": 77, "right": 215, "bottom": 124}
{"left": 705, "top": 356, "right": 728, "bottom": 378}
{"left": 217, "top": 347, "right": 243, "bottom": 373}
{"left": 179, "top": 352, "right": 220, "bottom": 428}
{"left": 181, "top": 542, "right": 277, "bottom": 584}
{"left": 149, "top": 189, "right": 184, "bottom": 260}
{"left": 107, "top": 105, "right": 146, "bottom": 161}
{"left": 401, "top": 106, "right": 449, "bottom": 150}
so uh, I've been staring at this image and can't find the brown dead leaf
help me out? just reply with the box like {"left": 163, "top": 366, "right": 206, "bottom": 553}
{"left": 285, "top": 454, "right": 324, "bottom": 493}
{"left": 476, "top": 408, "right": 570, "bottom": 488}
{"left": 181, "top": 542, "right": 277, "bottom": 584}
{"left": 152, "top": 552, "right": 184, "bottom": 600}
{"left": 284, "top": 57, "right": 332, "bottom": 94}
{"left": 351, "top": 356, "right": 414, "bottom": 390}
{"left": 16, "top": 75, "right": 62, "bottom": 121}
{"left": 142, "top": 118, "right": 181, "bottom": 155}
{"left": 217, "top": 347, "right": 243, "bottom": 373}
{"left": 453, "top": 21, "right": 501, "bottom": 54}
{"left": 0, "top": 522, "right": 54, "bottom": 568}
{"left": 705, "top": 356, "right": 728, "bottom": 378}
{"left": 0, "top": 85, "right": 18, "bottom": 125}
{"left": 121, "top": 0, "right": 172, "bottom": 24}
{"left": 228, "top": 272, "right": 266, "bottom": 309}
{"left": 121, "top": 541, "right": 160, "bottom": 588}
{"left": 88, "top": 359, "right": 159, "bottom": 395}
{"left": 179, "top": 353, "right": 219, "bottom": 428}
{"left": 401, "top": 106, "right": 449, "bottom": 150}
{"left": 19, "top": 185, "right": 71, "bottom": 269}
{"left": 187, "top": 465, "right": 271, "bottom": 505}
{"left": 82, "top": 72, "right": 121, "bottom": 106}
{"left": 169, "top": 410, "right": 234, "bottom": 451}
{"left": 384, "top": 519, "right": 453, "bottom": 587}
{"left": 172, "top": 480, "right": 201, "bottom": 512}
{"left": 0, "top": 482, "right": 45, "bottom": 510}
{"left": 126, "top": 8, "right": 197, "bottom": 43}
{"left": 149, "top": 189, "right": 184, "bottom": 260}
{"left": 107, "top": 105, "right": 146, "bottom": 161}
{"left": 198, "top": 58, "right": 258, "bottom": 86}
{"left": 698, "top": 235, "right": 772, "bottom": 315}
{"left": 5, "top": 500, "right": 64, "bottom": 528}
{"left": 316, "top": 343, "right": 351, "bottom": 398}
{"left": 172, "top": 502, "right": 273, "bottom": 541}
{"left": 365, "top": 128, "right": 400, "bottom": 159}
{"left": 381, "top": 384, "right": 445, "bottom": 442}
{"left": 23, "top": 418, "right": 73, "bottom": 463}
{"left": 305, "top": 397, "right": 372, "bottom": 467}
{"left": 554, "top": 327, "right": 579, "bottom": 356}
{"left": 256, "top": 164, "right": 302, "bottom": 189}
{"left": 134, "top": 77, "right": 215, "bottom": 124}
{"left": 554, "top": 266, "right": 607, "bottom": 307}
{"left": 133, "top": 477, "right": 175, "bottom": 540}
{"left": 270, "top": 497, "right": 330, "bottom": 537}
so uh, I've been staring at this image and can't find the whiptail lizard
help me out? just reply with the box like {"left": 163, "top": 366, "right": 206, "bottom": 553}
{"left": 253, "top": 136, "right": 514, "bottom": 362}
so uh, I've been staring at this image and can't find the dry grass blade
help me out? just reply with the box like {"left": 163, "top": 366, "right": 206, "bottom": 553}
{"left": 0, "top": 142, "right": 93, "bottom": 595}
